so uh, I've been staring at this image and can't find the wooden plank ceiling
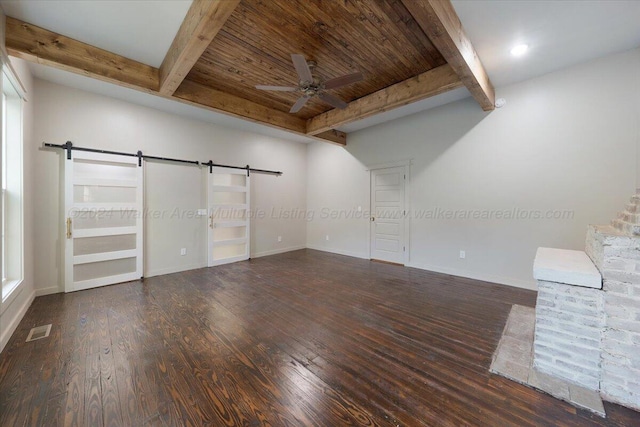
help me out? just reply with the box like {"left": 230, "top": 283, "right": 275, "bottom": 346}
{"left": 188, "top": 0, "right": 446, "bottom": 120}
{"left": 5, "top": 0, "right": 495, "bottom": 146}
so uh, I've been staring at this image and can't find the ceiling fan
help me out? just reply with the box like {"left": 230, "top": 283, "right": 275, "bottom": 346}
{"left": 255, "top": 54, "right": 363, "bottom": 113}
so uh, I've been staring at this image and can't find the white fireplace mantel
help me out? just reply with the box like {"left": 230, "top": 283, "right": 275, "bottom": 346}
{"left": 533, "top": 247, "right": 602, "bottom": 289}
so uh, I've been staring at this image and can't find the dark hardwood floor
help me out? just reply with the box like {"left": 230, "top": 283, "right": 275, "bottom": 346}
{"left": 1, "top": 249, "right": 639, "bottom": 426}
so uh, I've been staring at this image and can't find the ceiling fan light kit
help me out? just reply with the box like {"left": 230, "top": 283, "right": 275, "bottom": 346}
{"left": 256, "top": 53, "right": 363, "bottom": 113}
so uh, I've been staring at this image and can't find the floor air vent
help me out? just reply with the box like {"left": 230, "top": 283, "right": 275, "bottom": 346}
{"left": 25, "top": 324, "right": 52, "bottom": 342}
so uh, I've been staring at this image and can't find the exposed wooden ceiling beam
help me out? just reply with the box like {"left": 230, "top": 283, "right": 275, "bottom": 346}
{"left": 5, "top": 16, "right": 344, "bottom": 145}
{"left": 159, "top": 0, "right": 240, "bottom": 95}
{"left": 5, "top": 16, "right": 159, "bottom": 91}
{"left": 174, "top": 80, "right": 307, "bottom": 133}
{"left": 313, "top": 130, "right": 347, "bottom": 146}
{"left": 175, "top": 81, "right": 346, "bottom": 144}
{"left": 175, "top": 81, "right": 347, "bottom": 145}
{"left": 400, "top": 0, "right": 495, "bottom": 111}
{"left": 306, "top": 64, "right": 463, "bottom": 135}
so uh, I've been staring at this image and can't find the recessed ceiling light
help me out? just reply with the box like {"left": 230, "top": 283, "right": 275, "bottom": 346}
{"left": 510, "top": 44, "right": 529, "bottom": 57}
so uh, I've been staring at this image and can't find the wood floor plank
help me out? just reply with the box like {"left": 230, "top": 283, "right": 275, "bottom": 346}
{"left": 111, "top": 348, "right": 147, "bottom": 425}
{"left": 100, "top": 349, "right": 124, "bottom": 427}
{"left": 85, "top": 353, "right": 103, "bottom": 427}
{"left": 61, "top": 346, "right": 87, "bottom": 426}
{"left": 148, "top": 288, "right": 314, "bottom": 425}
{"left": 1, "top": 249, "right": 639, "bottom": 426}
{"left": 168, "top": 293, "right": 385, "bottom": 426}
{"left": 24, "top": 325, "right": 66, "bottom": 426}
{"left": 42, "top": 391, "right": 68, "bottom": 427}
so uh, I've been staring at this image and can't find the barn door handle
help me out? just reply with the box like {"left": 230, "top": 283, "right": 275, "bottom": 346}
{"left": 66, "top": 217, "right": 72, "bottom": 239}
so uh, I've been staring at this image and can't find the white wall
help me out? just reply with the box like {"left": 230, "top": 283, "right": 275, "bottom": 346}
{"left": 3, "top": 43, "right": 638, "bottom": 355}
{"left": 0, "top": 57, "right": 35, "bottom": 352}
{"left": 33, "top": 80, "right": 308, "bottom": 293}
{"left": 307, "top": 48, "right": 640, "bottom": 290}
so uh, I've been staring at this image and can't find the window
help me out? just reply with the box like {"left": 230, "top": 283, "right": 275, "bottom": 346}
{"left": 1, "top": 66, "right": 24, "bottom": 301}
{"left": 2, "top": 91, "right": 6, "bottom": 282}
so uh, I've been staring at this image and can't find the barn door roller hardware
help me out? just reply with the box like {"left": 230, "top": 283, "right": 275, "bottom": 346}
{"left": 202, "top": 160, "right": 282, "bottom": 176}
{"left": 43, "top": 142, "right": 282, "bottom": 176}
{"left": 44, "top": 141, "right": 199, "bottom": 166}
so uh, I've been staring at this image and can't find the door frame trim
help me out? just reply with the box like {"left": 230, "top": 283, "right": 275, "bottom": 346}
{"left": 368, "top": 160, "right": 411, "bottom": 265}
{"left": 365, "top": 158, "right": 413, "bottom": 171}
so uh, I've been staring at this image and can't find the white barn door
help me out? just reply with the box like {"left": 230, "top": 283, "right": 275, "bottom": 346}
{"left": 64, "top": 151, "right": 143, "bottom": 292}
{"left": 207, "top": 167, "right": 250, "bottom": 266}
{"left": 370, "top": 166, "right": 406, "bottom": 264}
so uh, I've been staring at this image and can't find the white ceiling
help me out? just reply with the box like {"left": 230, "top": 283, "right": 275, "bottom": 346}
{"left": 2, "top": 0, "right": 640, "bottom": 141}
{"left": 452, "top": 0, "right": 640, "bottom": 87}
{"left": 0, "top": 0, "right": 191, "bottom": 67}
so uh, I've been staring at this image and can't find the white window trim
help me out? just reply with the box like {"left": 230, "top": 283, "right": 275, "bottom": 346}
{"left": 0, "top": 61, "right": 25, "bottom": 307}
{"left": 0, "top": 51, "right": 27, "bottom": 100}
{"left": 1, "top": 279, "right": 23, "bottom": 313}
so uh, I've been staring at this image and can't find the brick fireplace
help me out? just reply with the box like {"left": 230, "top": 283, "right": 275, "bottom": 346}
{"left": 532, "top": 193, "right": 640, "bottom": 412}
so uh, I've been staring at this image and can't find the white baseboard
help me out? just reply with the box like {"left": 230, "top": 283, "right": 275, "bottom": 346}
{"left": 145, "top": 247, "right": 306, "bottom": 274}
{"left": 35, "top": 286, "right": 60, "bottom": 296}
{"left": 406, "top": 261, "right": 537, "bottom": 291}
{"left": 0, "top": 289, "right": 35, "bottom": 353}
{"left": 145, "top": 262, "right": 206, "bottom": 278}
{"left": 304, "top": 245, "right": 537, "bottom": 291}
{"left": 251, "top": 245, "right": 306, "bottom": 259}
{"left": 306, "top": 244, "right": 370, "bottom": 260}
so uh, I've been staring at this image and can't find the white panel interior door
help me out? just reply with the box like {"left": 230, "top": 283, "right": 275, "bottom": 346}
{"left": 64, "top": 151, "right": 143, "bottom": 292}
{"left": 370, "top": 166, "right": 406, "bottom": 264}
{"left": 207, "top": 167, "right": 250, "bottom": 266}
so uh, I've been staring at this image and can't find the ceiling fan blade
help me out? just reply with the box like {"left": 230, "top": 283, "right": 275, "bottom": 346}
{"left": 291, "top": 54, "right": 313, "bottom": 83}
{"left": 255, "top": 85, "right": 298, "bottom": 92}
{"left": 319, "top": 92, "right": 348, "bottom": 110}
{"left": 323, "top": 72, "right": 363, "bottom": 90}
{"left": 289, "top": 96, "right": 310, "bottom": 113}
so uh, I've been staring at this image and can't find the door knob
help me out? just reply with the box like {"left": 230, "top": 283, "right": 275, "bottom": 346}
{"left": 370, "top": 217, "right": 375, "bottom": 222}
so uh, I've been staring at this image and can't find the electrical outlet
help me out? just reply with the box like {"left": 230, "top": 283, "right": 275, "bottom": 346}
{"left": 180, "top": 248, "right": 187, "bottom": 256}
{"left": 459, "top": 250, "right": 465, "bottom": 259}
{"left": 325, "top": 235, "right": 329, "bottom": 241}
{"left": 277, "top": 236, "right": 282, "bottom": 242}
